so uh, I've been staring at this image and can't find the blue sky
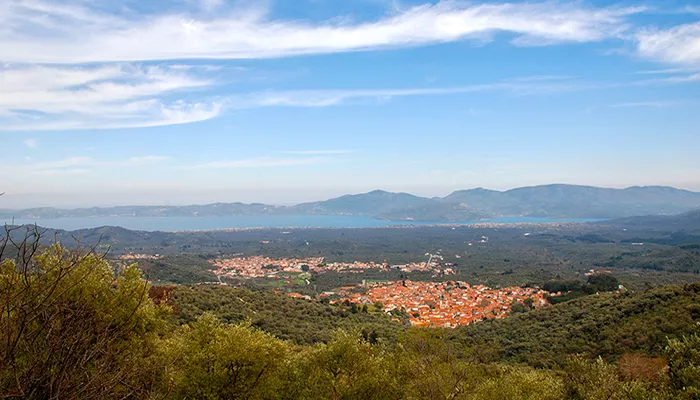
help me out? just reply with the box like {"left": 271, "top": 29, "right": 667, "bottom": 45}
{"left": 1, "top": 0, "right": 699, "bottom": 208}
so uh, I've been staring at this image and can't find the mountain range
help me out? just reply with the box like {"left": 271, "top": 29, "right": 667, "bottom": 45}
{"left": 2, "top": 184, "right": 700, "bottom": 222}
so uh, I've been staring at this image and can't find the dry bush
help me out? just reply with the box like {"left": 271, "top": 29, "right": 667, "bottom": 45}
{"left": 618, "top": 353, "right": 669, "bottom": 383}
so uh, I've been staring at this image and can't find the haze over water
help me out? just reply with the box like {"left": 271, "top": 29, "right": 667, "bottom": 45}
{"left": 2, "top": 215, "right": 602, "bottom": 232}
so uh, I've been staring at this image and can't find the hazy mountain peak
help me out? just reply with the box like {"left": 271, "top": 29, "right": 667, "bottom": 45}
{"left": 366, "top": 189, "right": 391, "bottom": 195}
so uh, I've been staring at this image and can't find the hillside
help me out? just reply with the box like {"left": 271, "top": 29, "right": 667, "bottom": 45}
{"left": 457, "top": 283, "right": 700, "bottom": 367}
{"left": 162, "top": 282, "right": 700, "bottom": 384}
{"left": 168, "top": 283, "right": 700, "bottom": 366}
{"left": 603, "top": 209, "right": 700, "bottom": 232}
{"left": 169, "top": 285, "right": 402, "bottom": 344}
{"left": 7, "top": 244, "right": 700, "bottom": 399}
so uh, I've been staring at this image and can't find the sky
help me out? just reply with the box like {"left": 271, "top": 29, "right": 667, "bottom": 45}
{"left": 1, "top": 0, "right": 699, "bottom": 208}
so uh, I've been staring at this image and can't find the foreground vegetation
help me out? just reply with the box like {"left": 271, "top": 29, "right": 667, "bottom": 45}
{"left": 170, "top": 285, "right": 402, "bottom": 344}
{"left": 168, "top": 281, "right": 700, "bottom": 368}
{"left": 459, "top": 283, "right": 700, "bottom": 367}
{"left": 2, "top": 239, "right": 700, "bottom": 399}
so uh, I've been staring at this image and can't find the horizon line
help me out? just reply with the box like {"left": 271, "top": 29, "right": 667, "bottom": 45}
{"left": 2, "top": 183, "right": 696, "bottom": 210}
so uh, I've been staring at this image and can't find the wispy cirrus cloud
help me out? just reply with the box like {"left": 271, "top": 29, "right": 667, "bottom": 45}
{"left": 9, "top": 155, "right": 171, "bottom": 176}
{"left": 609, "top": 100, "right": 686, "bottom": 108}
{"left": 282, "top": 150, "right": 357, "bottom": 155}
{"left": 634, "top": 67, "right": 700, "bottom": 75}
{"left": 685, "top": 6, "right": 700, "bottom": 15}
{"left": 176, "top": 156, "right": 328, "bottom": 170}
{"left": 0, "top": 1, "right": 644, "bottom": 63}
{"left": 635, "top": 22, "right": 700, "bottom": 66}
{"left": 241, "top": 72, "right": 696, "bottom": 110}
{"left": 116, "top": 156, "right": 171, "bottom": 167}
{"left": 0, "top": 66, "right": 594, "bottom": 130}
{"left": 632, "top": 72, "right": 700, "bottom": 85}
{"left": 0, "top": 64, "right": 222, "bottom": 131}
{"left": 231, "top": 76, "right": 587, "bottom": 109}
{"left": 23, "top": 138, "right": 38, "bottom": 148}
{"left": 199, "top": 0, "right": 225, "bottom": 12}
{"left": 1, "top": 0, "right": 694, "bottom": 132}
{"left": 34, "top": 168, "right": 90, "bottom": 176}
{"left": 4, "top": 0, "right": 637, "bottom": 130}
{"left": 34, "top": 156, "right": 95, "bottom": 170}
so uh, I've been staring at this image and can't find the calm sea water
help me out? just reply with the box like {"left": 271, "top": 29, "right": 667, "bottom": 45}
{"left": 1, "top": 215, "right": 600, "bottom": 232}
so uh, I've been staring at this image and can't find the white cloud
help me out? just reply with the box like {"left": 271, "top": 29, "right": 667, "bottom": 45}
{"left": 0, "top": 60, "right": 585, "bottom": 130}
{"left": 3, "top": 1, "right": 689, "bottom": 132}
{"left": 635, "top": 22, "right": 700, "bottom": 65}
{"left": 0, "top": 1, "right": 643, "bottom": 63}
{"left": 23, "top": 138, "right": 37, "bottom": 148}
{"left": 0, "top": 64, "right": 222, "bottom": 130}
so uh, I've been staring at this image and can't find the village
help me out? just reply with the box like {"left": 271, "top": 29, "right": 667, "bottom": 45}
{"left": 209, "top": 255, "right": 324, "bottom": 278}
{"left": 340, "top": 280, "right": 552, "bottom": 327}
{"left": 290, "top": 280, "right": 554, "bottom": 328}
{"left": 208, "top": 255, "right": 554, "bottom": 328}
{"left": 208, "top": 254, "right": 453, "bottom": 278}
{"left": 118, "top": 253, "right": 162, "bottom": 260}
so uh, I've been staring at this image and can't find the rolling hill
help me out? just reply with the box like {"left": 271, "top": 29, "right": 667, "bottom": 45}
{"left": 293, "top": 189, "right": 435, "bottom": 215}
{"left": 457, "top": 283, "right": 700, "bottom": 367}
{"left": 602, "top": 209, "right": 700, "bottom": 234}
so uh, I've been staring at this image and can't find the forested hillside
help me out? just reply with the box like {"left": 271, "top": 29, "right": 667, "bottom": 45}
{"left": 3, "top": 236, "right": 700, "bottom": 399}
{"left": 458, "top": 284, "right": 700, "bottom": 367}
{"left": 166, "top": 282, "right": 700, "bottom": 367}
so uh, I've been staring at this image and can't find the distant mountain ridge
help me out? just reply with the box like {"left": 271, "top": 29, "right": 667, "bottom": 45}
{"left": 0, "top": 203, "right": 293, "bottom": 219}
{"left": 2, "top": 184, "right": 700, "bottom": 222}
{"left": 431, "top": 184, "right": 700, "bottom": 220}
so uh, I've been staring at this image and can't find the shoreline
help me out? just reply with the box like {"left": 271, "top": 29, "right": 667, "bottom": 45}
{"left": 174, "top": 221, "right": 597, "bottom": 233}
{"left": 101, "top": 220, "right": 599, "bottom": 233}
{"left": 3, "top": 215, "right": 607, "bottom": 234}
